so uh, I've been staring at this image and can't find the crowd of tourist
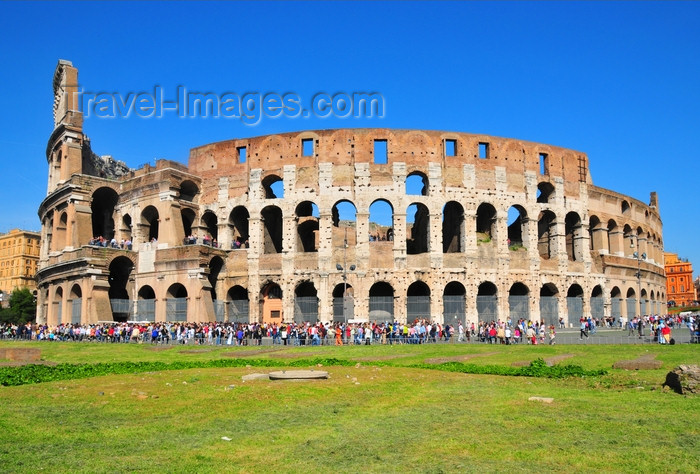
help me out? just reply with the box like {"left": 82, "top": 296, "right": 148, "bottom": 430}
{"left": 1, "top": 313, "right": 697, "bottom": 345}
{"left": 88, "top": 236, "right": 132, "bottom": 250}
{"left": 88, "top": 234, "right": 251, "bottom": 251}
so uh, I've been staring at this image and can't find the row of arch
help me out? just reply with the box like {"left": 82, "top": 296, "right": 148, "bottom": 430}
{"left": 42, "top": 182, "right": 661, "bottom": 268}
{"left": 589, "top": 216, "right": 663, "bottom": 262}
{"left": 62, "top": 185, "right": 660, "bottom": 262}
{"left": 44, "top": 268, "right": 666, "bottom": 326}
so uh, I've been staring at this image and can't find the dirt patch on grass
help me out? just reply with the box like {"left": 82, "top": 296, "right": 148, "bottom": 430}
{"left": 613, "top": 353, "right": 662, "bottom": 370}
{"left": 424, "top": 352, "right": 498, "bottom": 365}
{"left": 179, "top": 349, "right": 214, "bottom": 354}
{"left": 0, "top": 348, "right": 41, "bottom": 362}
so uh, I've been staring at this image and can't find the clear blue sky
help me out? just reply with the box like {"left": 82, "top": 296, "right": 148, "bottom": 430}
{"left": 1, "top": 1, "right": 698, "bottom": 278}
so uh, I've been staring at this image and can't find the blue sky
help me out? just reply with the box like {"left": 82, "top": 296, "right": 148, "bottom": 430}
{"left": 0, "top": 1, "right": 698, "bottom": 277}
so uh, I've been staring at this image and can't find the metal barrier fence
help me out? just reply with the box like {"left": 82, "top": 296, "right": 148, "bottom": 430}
{"left": 443, "top": 295, "right": 466, "bottom": 325}
{"left": 590, "top": 297, "right": 604, "bottom": 320}
{"left": 407, "top": 296, "right": 430, "bottom": 321}
{"left": 136, "top": 299, "right": 156, "bottom": 322}
{"left": 294, "top": 297, "right": 319, "bottom": 324}
{"left": 567, "top": 297, "right": 583, "bottom": 327}
{"left": 333, "top": 296, "right": 354, "bottom": 323}
{"left": 539, "top": 297, "right": 558, "bottom": 327}
{"left": 71, "top": 298, "right": 82, "bottom": 324}
{"left": 369, "top": 296, "right": 393, "bottom": 323}
{"left": 166, "top": 298, "right": 188, "bottom": 322}
{"left": 228, "top": 300, "right": 250, "bottom": 323}
{"left": 508, "top": 295, "right": 529, "bottom": 321}
{"left": 476, "top": 295, "right": 497, "bottom": 321}
{"left": 611, "top": 298, "right": 622, "bottom": 319}
{"left": 213, "top": 300, "right": 226, "bottom": 322}
{"left": 110, "top": 299, "right": 133, "bottom": 320}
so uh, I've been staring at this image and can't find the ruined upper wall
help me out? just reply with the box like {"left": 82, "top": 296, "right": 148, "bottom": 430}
{"left": 52, "top": 60, "right": 82, "bottom": 131}
{"left": 188, "top": 129, "right": 593, "bottom": 186}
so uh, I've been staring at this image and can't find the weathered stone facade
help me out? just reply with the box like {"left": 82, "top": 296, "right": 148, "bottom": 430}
{"left": 36, "top": 60, "right": 666, "bottom": 327}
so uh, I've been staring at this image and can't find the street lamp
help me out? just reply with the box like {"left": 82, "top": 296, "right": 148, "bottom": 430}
{"left": 630, "top": 236, "right": 647, "bottom": 318}
{"left": 337, "top": 228, "right": 356, "bottom": 324}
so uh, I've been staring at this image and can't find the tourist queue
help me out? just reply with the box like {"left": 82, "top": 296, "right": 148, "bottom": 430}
{"left": 1, "top": 314, "right": 696, "bottom": 345}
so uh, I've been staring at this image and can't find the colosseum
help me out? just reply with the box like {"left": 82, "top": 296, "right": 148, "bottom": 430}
{"left": 36, "top": 60, "right": 667, "bottom": 327}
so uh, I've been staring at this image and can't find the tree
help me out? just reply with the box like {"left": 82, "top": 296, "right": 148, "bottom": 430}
{"left": 0, "top": 288, "right": 36, "bottom": 324}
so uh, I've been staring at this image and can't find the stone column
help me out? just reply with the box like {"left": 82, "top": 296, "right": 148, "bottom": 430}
{"left": 393, "top": 211, "right": 406, "bottom": 269}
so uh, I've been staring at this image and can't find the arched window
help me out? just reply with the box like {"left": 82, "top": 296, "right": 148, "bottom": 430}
{"left": 201, "top": 211, "right": 218, "bottom": 243}
{"left": 109, "top": 256, "right": 134, "bottom": 322}
{"left": 91, "top": 187, "right": 119, "bottom": 240}
{"left": 229, "top": 206, "right": 250, "bottom": 249}
{"left": 333, "top": 283, "right": 354, "bottom": 323}
{"left": 369, "top": 200, "right": 393, "bottom": 242}
{"left": 137, "top": 285, "right": 156, "bottom": 322}
{"left": 261, "top": 206, "right": 283, "bottom": 254}
{"left": 227, "top": 285, "right": 250, "bottom": 323}
{"left": 407, "top": 281, "right": 430, "bottom": 321}
{"left": 296, "top": 201, "right": 320, "bottom": 252}
{"left": 69, "top": 284, "right": 82, "bottom": 325}
{"left": 181, "top": 208, "right": 196, "bottom": 242}
{"left": 294, "top": 281, "right": 319, "bottom": 323}
{"left": 262, "top": 174, "right": 284, "bottom": 199}
{"left": 369, "top": 282, "right": 394, "bottom": 323}
{"left": 626, "top": 287, "right": 637, "bottom": 320}
{"left": 443, "top": 282, "right": 466, "bottom": 325}
{"left": 476, "top": 203, "right": 496, "bottom": 242}
{"left": 261, "top": 282, "right": 283, "bottom": 323}
{"left": 610, "top": 287, "right": 622, "bottom": 320}
{"left": 166, "top": 283, "right": 188, "bottom": 322}
{"left": 537, "top": 182, "right": 554, "bottom": 203}
{"left": 476, "top": 281, "right": 497, "bottom": 322}
{"left": 141, "top": 206, "right": 159, "bottom": 242}
{"left": 590, "top": 285, "right": 604, "bottom": 320}
{"left": 507, "top": 205, "right": 528, "bottom": 250}
{"left": 565, "top": 212, "right": 583, "bottom": 261}
{"left": 179, "top": 180, "right": 199, "bottom": 202}
{"left": 538, "top": 211, "right": 556, "bottom": 259}
{"left": 406, "top": 203, "right": 429, "bottom": 254}
{"left": 566, "top": 284, "right": 584, "bottom": 326}
{"left": 508, "top": 282, "right": 529, "bottom": 320}
{"left": 442, "top": 202, "right": 464, "bottom": 253}
{"left": 540, "top": 283, "right": 559, "bottom": 326}
{"left": 405, "top": 172, "right": 428, "bottom": 196}
{"left": 332, "top": 200, "right": 357, "bottom": 249}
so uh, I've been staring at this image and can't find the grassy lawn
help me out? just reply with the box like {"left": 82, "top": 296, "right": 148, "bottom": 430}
{"left": 0, "top": 341, "right": 698, "bottom": 472}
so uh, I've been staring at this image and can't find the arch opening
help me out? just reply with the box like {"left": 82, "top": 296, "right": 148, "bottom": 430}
{"left": 406, "top": 203, "right": 429, "bottom": 254}
{"left": 442, "top": 201, "right": 464, "bottom": 253}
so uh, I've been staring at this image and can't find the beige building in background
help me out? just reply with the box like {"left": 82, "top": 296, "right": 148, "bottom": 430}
{"left": 36, "top": 60, "right": 667, "bottom": 326}
{"left": 0, "top": 229, "right": 41, "bottom": 305}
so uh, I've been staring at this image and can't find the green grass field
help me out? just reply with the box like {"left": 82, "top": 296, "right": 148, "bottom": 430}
{"left": 0, "top": 341, "right": 698, "bottom": 473}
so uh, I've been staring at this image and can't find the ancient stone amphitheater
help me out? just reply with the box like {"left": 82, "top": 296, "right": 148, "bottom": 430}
{"left": 37, "top": 61, "right": 667, "bottom": 327}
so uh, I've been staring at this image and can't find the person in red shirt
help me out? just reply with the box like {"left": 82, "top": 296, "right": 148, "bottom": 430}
{"left": 661, "top": 324, "right": 671, "bottom": 344}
